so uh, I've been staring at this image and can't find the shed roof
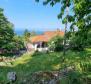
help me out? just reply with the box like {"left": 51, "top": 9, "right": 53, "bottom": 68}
{"left": 31, "top": 30, "right": 64, "bottom": 43}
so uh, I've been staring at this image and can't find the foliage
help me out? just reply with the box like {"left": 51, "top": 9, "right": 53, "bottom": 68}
{"left": 0, "top": 8, "right": 25, "bottom": 55}
{"left": 12, "top": 35, "right": 25, "bottom": 50}
{"left": 30, "top": 31, "right": 37, "bottom": 36}
{"left": 0, "top": 8, "right": 14, "bottom": 50}
{"left": 48, "top": 35, "right": 63, "bottom": 51}
{"left": 0, "top": 49, "right": 91, "bottom": 83}
{"left": 69, "top": 32, "right": 85, "bottom": 51}
{"left": 69, "top": 29, "right": 91, "bottom": 51}
{"left": 36, "top": 0, "right": 91, "bottom": 50}
{"left": 23, "top": 29, "right": 31, "bottom": 42}
{"left": 87, "top": 30, "right": 91, "bottom": 47}
{"left": 68, "top": 71, "right": 83, "bottom": 84}
{"left": 36, "top": 0, "right": 91, "bottom": 30}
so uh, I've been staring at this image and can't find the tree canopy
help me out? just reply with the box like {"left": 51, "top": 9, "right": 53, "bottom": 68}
{"left": 23, "top": 29, "right": 31, "bottom": 42}
{"left": 0, "top": 8, "right": 25, "bottom": 55}
{"left": 36, "top": 0, "right": 91, "bottom": 30}
{"left": 0, "top": 8, "right": 14, "bottom": 49}
{"left": 36, "top": 0, "right": 91, "bottom": 50}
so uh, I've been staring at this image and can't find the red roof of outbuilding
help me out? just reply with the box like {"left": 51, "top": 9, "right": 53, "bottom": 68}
{"left": 31, "top": 30, "right": 64, "bottom": 43}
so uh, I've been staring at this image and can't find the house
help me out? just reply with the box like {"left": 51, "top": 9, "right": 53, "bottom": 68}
{"left": 29, "top": 29, "right": 64, "bottom": 52}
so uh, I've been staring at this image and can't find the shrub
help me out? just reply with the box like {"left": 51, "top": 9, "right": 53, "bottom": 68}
{"left": 69, "top": 30, "right": 91, "bottom": 51}
{"left": 69, "top": 35, "right": 85, "bottom": 51}
{"left": 87, "top": 30, "right": 91, "bottom": 47}
{"left": 48, "top": 35, "right": 63, "bottom": 52}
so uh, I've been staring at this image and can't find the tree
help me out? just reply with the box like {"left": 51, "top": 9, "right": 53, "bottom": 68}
{"left": 35, "top": 1, "right": 91, "bottom": 83}
{"left": 12, "top": 35, "right": 25, "bottom": 50}
{"left": 23, "top": 29, "right": 31, "bottom": 42}
{"left": 0, "top": 8, "right": 14, "bottom": 50}
{"left": 0, "top": 8, "right": 25, "bottom": 55}
{"left": 30, "top": 31, "right": 37, "bottom": 36}
{"left": 35, "top": 0, "right": 91, "bottom": 51}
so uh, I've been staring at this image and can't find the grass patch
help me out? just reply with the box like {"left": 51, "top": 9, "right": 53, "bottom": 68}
{"left": 0, "top": 49, "right": 91, "bottom": 83}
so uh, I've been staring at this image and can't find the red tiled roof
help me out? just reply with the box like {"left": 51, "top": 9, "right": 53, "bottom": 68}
{"left": 44, "top": 31, "right": 64, "bottom": 37}
{"left": 30, "top": 35, "right": 48, "bottom": 43}
{"left": 31, "top": 30, "right": 64, "bottom": 43}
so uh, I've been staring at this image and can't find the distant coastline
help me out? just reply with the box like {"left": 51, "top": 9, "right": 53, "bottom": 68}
{"left": 14, "top": 29, "right": 44, "bottom": 35}
{"left": 14, "top": 28, "right": 64, "bottom": 35}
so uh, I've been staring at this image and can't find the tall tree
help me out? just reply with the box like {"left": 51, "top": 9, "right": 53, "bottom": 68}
{"left": 0, "top": 8, "right": 14, "bottom": 50}
{"left": 36, "top": 0, "right": 91, "bottom": 51}
{"left": 23, "top": 29, "right": 31, "bottom": 42}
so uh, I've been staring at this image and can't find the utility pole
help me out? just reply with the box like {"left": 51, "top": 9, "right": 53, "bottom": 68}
{"left": 63, "top": 6, "right": 69, "bottom": 56}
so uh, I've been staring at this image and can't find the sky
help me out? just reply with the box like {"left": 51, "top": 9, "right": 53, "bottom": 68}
{"left": 0, "top": 0, "right": 67, "bottom": 31}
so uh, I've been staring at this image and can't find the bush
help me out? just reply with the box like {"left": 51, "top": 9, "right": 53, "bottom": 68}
{"left": 69, "top": 35, "right": 85, "bottom": 51}
{"left": 0, "top": 35, "right": 25, "bottom": 56}
{"left": 69, "top": 30, "right": 91, "bottom": 51}
{"left": 48, "top": 35, "right": 63, "bottom": 52}
{"left": 87, "top": 31, "right": 91, "bottom": 47}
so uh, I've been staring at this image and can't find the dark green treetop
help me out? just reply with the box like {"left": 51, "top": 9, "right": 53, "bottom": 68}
{"left": 0, "top": 8, "right": 14, "bottom": 49}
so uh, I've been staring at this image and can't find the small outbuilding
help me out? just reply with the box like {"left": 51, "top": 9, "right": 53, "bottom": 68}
{"left": 30, "top": 29, "right": 64, "bottom": 51}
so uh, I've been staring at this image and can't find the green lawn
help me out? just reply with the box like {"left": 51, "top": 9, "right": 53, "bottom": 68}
{"left": 0, "top": 49, "right": 91, "bottom": 84}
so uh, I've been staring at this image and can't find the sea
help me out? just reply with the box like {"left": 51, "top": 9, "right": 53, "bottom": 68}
{"left": 14, "top": 29, "right": 44, "bottom": 36}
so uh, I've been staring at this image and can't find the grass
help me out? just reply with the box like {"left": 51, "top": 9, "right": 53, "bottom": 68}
{"left": 0, "top": 49, "right": 91, "bottom": 84}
